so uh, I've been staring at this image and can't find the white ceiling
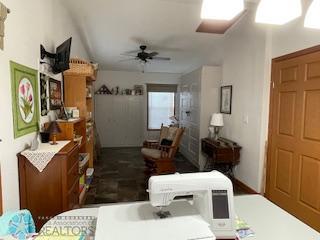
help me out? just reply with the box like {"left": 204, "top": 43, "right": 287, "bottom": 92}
{"left": 61, "top": 0, "right": 257, "bottom": 73}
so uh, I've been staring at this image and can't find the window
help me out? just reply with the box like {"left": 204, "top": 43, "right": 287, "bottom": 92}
{"left": 147, "top": 84, "right": 177, "bottom": 130}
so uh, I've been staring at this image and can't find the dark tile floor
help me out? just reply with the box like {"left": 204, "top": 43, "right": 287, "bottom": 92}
{"left": 85, "top": 147, "right": 245, "bottom": 205}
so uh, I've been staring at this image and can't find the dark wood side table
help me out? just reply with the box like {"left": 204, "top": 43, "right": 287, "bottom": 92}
{"left": 201, "top": 137, "right": 242, "bottom": 176}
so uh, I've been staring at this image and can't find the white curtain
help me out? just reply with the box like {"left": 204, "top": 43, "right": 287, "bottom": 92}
{"left": 0, "top": 2, "right": 8, "bottom": 50}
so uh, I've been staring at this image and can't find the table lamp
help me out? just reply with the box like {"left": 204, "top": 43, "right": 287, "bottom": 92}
{"left": 210, "top": 113, "right": 224, "bottom": 140}
{"left": 47, "top": 121, "right": 61, "bottom": 145}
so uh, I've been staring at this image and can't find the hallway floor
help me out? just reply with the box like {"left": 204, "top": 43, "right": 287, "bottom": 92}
{"left": 85, "top": 147, "right": 245, "bottom": 205}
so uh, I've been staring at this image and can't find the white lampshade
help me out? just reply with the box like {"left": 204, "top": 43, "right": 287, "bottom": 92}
{"left": 305, "top": 0, "right": 320, "bottom": 29}
{"left": 210, "top": 113, "right": 224, "bottom": 127}
{"left": 256, "top": 0, "right": 302, "bottom": 25}
{"left": 201, "top": 0, "right": 244, "bottom": 21}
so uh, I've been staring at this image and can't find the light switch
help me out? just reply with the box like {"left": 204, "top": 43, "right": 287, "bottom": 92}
{"left": 243, "top": 115, "right": 249, "bottom": 124}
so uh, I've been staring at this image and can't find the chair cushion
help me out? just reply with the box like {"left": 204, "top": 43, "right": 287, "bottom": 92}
{"left": 141, "top": 148, "right": 161, "bottom": 159}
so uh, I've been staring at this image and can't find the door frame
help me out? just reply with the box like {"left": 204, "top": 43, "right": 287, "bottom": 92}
{"left": 265, "top": 44, "right": 320, "bottom": 198}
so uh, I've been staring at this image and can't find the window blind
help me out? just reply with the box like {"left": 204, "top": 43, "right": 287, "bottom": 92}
{"left": 146, "top": 84, "right": 178, "bottom": 93}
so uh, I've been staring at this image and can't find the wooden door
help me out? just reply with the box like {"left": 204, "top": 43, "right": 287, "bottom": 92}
{"left": 267, "top": 47, "right": 320, "bottom": 231}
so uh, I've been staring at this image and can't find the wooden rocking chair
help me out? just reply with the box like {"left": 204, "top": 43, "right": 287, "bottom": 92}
{"left": 141, "top": 126, "right": 185, "bottom": 176}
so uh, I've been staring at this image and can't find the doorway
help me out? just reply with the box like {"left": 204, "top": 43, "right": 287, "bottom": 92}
{"left": 266, "top": 46, "right": 320, "bottom": 231}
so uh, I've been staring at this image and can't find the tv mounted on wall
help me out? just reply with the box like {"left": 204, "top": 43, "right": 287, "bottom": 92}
{"left": 40, "top": 37, "right": 72, "bottom": 74}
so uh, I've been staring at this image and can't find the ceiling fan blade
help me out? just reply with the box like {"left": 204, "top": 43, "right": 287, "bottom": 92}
{"left": 124, "top": 48, "right": 142, "bottom": 54}
{"left": 118, "top": 58, "right": 137, "bottom": 63}
{"left": 121, "top": 53, "right": 137, "bottom": 57}
{"left": 148, "top": 52, "right": 159, "bottom": 58}
{"left": 152, "top": 57, "right": 171, "bottom": 61}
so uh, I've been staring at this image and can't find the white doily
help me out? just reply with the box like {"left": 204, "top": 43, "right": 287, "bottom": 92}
{"left": 21, "top": 141, "right": 71, "bottom": 172}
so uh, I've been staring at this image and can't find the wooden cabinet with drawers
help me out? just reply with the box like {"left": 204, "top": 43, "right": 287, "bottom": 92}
{"left": 201, "top": 137, "right": 241, "bottom": 175}
{"left": 18, "top": 142, "right": 79, "bottom": 230}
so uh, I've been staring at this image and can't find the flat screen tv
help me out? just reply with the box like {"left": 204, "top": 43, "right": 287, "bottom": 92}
{"left": 52, "top": 37, "right": 72, "bottom": 74}
{"left": 40, "top": 37, "right": 72, "bottom": 74}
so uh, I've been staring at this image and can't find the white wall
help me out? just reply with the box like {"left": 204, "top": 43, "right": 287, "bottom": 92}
{"left": 271, "top": 17, "right": 320, "bottom": 58}
{"left": 0, "top": 0, "right": 89, "bottom": 211}
{"left": 221, "top": 10, "right": 268, "bottom": 192}
{"left": 222, "top": 7, "right": 320, "bottom": 193}
{"left": 199, "top": 67, "right": 222, "bottom": 169}
{"left": 95, "top": 70, "right": 181, "bottom": 146}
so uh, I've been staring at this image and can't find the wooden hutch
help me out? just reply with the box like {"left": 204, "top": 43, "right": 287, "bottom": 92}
{"left": 60, "top": 69, "right": 96, "bottom": 205}
{"left": 63, "top": 71, "right": 96, "bottom": 168}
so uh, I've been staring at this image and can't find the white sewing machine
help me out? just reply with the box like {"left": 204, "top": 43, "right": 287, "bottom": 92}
{"left": 148, "top": 171, "right": 237, "bottom": 239}
{"left": 94, "top": 171, "right": 236, "bottom": 240}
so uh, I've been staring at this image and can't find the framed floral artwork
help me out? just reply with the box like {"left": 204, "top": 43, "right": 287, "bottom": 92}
{"left": 10, "top": 61, "right": 39, "bottom": 138}
{"left": 49, "top": 78, "right": 62, "bottom": 110}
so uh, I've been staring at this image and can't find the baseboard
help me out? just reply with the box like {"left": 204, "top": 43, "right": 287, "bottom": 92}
{"left": 232, "top": 178, "right": 259, "bottom": 194}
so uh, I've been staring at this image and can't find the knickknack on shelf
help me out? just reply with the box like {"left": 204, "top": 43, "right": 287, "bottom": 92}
{"left": 95, "top": 84, "right": 143, "bottom": 96}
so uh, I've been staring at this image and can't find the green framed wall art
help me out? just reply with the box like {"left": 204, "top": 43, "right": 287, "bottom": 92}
{"left": 10, "top": 61, "right": 39, "bottom": 138}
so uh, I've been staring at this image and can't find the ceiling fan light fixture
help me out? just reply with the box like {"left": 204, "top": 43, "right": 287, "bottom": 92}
{"left": 201, "top": 0, "right": 244, "bottom": 21}
{"left": 305, "top": 0, "right": 320, "bottom": 29}
{"left": 255, "top": 0, "right": 302, "bottom": 25}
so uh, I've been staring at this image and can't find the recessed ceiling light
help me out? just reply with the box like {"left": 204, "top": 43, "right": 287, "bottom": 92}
{"left": 255, "top": 0, "right": 302, "bottom": 25}
{"left": 305, "top": 0, "right": 320, "bottom": 29}
{"left": 201, "top": 0, "right": 245, "bottom": 21}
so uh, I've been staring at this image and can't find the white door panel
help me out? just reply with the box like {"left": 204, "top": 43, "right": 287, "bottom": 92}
{"left": 179, "top": 76, "right": 200, "bottom": 168}
{"left": 189, "top": 125, "right": 200, "bottom": 140}
{"left": 189, "top": 138, "right": 199, "bottom": 156}
{"left": 189, "top": 109, "right": 199, "bottom": 124}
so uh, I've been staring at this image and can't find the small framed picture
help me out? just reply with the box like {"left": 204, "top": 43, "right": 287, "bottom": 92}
{"left": 49, "top": 78, "right": 62, "bottom": 110}
{"left": 220, "top": 85, "right": 232, "bottom": 114}
{"left": 40, "top": 73, "right": 49, "bottom": 116}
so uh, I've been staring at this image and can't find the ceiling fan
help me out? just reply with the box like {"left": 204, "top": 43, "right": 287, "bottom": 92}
{"left": 120, "top": 45, "right": 171, "bottom": 63}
